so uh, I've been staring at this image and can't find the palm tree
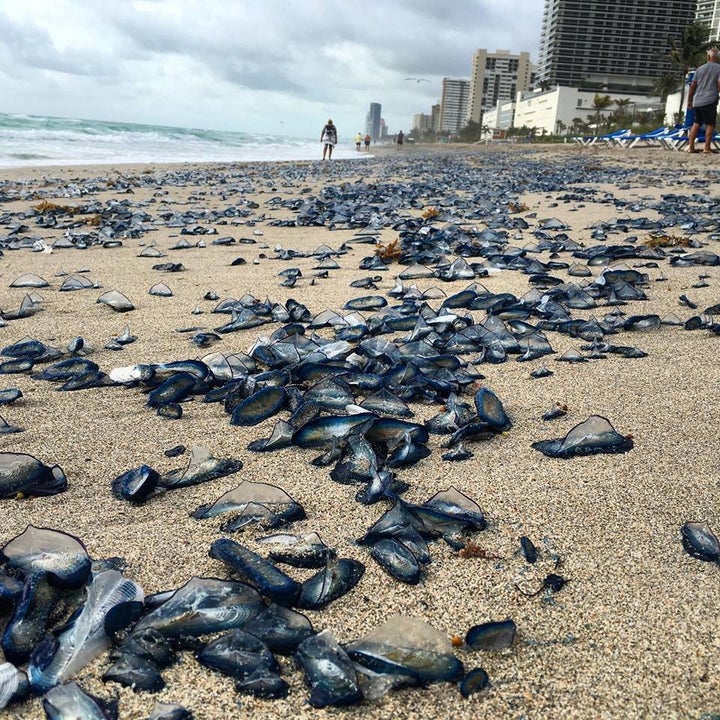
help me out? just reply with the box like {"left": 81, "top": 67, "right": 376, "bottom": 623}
{"left": 654, "top": 72, "right": 680, "bottom": 103}
{"left": 669, "top": 20, "right": 712, "bottom": 110}
{"left": 592, "top": 94, "right": 613, "bottom": 134}
{"left": 571, "top": 117, "right": 588, "bottom": 136}
{"left": 613, "top": 98, "right": 632, "bottom": 127}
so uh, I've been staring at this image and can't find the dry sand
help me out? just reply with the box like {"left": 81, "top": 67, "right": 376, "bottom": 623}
{"left": 0, "top": 144, "right": 719, "bottom": 719}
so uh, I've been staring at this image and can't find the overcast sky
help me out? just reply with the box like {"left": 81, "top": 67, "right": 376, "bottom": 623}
{"left": 0, "top": 0, "right": 543, "bottom": 139}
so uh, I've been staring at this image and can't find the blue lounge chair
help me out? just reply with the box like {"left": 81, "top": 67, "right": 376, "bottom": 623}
{"left": 615, "top": 126, "right": 677, "bottom": 148}
{"left": 662, "top": 127, "right": 720, "bottom": 151}
{"left": 573, "top": 128, "right": 632, "bottom": 147}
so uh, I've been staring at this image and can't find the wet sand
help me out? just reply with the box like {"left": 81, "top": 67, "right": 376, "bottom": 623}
{"left": 1, "top": 144, "right": 719, "bottom": 719}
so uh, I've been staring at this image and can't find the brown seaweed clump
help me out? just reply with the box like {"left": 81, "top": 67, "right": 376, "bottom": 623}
{"left": 33, "top": 200, "right": 80, "bottom": 214}
{"left": 643, "top": 233, "right": 692, "bottom": 248}
{"left": 374, "top": 238, "right": 402, "bottom": 262}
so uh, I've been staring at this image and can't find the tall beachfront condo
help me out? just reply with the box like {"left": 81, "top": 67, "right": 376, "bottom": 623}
{"left": 440, "top": 79, "right": 471, "bottom": 132}
{"left": 365, "top": 103, "right": 382, "bottom": 141}
{"left": 467, "top": 49, "right": 532, "bottom": 125}
{"left": 412, "top": 113, "right": 433, "bottom": 133}
{"left": 697, "top": 1, "right": 720, "bottom": 42}
{"left": 537, "top": 0, "right": 698, "bottom": 93}
{"left": 431, "top": 103, "right": 441, "bottom": 132}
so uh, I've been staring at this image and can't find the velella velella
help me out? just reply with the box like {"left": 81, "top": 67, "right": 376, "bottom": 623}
{"left": 147, "top": 701, "right": 192, "bottom": 720}
{"left": 0, "top": 453, "right": 67, "bottom": 498}
{"left": 346, "top": 616, "right": 464, "bottom": 685}
{"left": 531, "top": 415, "right": 633, "bottom": 458}
{"left": 230, "top": 386, "right": 288, "bottom": 426}
{"left": 1, "top": 526, "right": 90, "bottom": 588}
{"left": 28, "top": 569, "right": 144, "bottom": 692}
{"left": 111, "top": 465, "right": 160, "bottom": 503}
{"left": 459, "top": 667, "right": 490, "bottom": 698}
{"left": 369, "top": 537, "right": 423, "bottom": 585}
{"left": 146, "top": 372, "right": 197, "bottom": 409}
{"left": 148, "top": 283, "right": 173, "bottom": 297}
{"left": 296, "top": 558, "right": 365, "bottom": 610}
{"left": 257, "top": 532, "right": 335, "bottom": 569}
{"left": 196, "top": 629, "right": 287, "bottom": 698}
{"left": 42, "top": 681, "right": 118, "bottom": 719}
{"left": 681, "top": 521, "right": 720, "bottom": 562}
{"left": 240, "top": 603, "right": 314, "bottom": 653}
{"left": 130, "top": 577, "right": 264, "bottom": 638}
{"left": 0, "top": 415, "right": 24, "bottom": 434}
{"left": 0, "top": 662, "right": 29, "bottom": 710}
{"left": 191, "top": 480, "right": 305, "bottom": 532}
{"left": 474, "top": 387, "right": 512, "bottom": 432}
{"left": 102, "top": 652, "right": 165, "bottom": 692}
{"left": 110, "top": 627, "right": 177, "bottom": 670}
{"left": 96, "top": 290, "right": 134, "bottom": 312}
{"left": 159, "top": 446, "right": 243, "bottom": 489}
{"left": 0, "top": 387, "right": 22, "bottom": 405}
{"left": 9, "top": 272, "right": 49, "bottom": 288}
{"left": 295, "top": 630, "right": 361, "bottom": 708}
{"left": 209, "top": 538, "right": 301, "bottom": 607}
{"left": 0, "top": 146, "right": 718, "bottom": 717}
{"left": 58, "top": 275, "right": 96, "bottom": 292}
{"left": 465, "top": 619, "right": 516, "bottom": 650}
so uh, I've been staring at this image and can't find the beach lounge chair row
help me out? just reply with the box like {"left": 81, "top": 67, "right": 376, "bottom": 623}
{"left": 573, "top": 124, "right": 720, "bottom": 151}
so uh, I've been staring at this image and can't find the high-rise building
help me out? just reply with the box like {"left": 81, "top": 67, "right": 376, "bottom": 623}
{"left": 365, "top": 103, "right": 381, "bottom": 141}
{"left": 537, "top": 0, "right": 697, "bottom": 94}
{"left": 430, "top": 104, "right": 441, "bottom": 132}
{"left": 467, "top": 49, "right": 532, "bottom": 125}
{"left": 412, "top": 113, "right": 433, "bottom": 133}
{"left": 440, "top": 79, "right": 470, "bottom": 132}
{"left": 697, "top": 1, "right": 720, "bottom": 42}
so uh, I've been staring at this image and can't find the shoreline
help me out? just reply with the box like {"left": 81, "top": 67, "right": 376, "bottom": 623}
{"left": 0, "top": 145, "right": 719, "bottom": 719}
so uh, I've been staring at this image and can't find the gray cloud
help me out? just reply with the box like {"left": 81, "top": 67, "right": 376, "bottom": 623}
{"left": 0, "top": 10, "right": 117, "bottom": 77}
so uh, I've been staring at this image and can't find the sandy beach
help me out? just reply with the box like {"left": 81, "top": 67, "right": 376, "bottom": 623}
{"left": 0, "top": 143, "right": 719, "bottom": 719}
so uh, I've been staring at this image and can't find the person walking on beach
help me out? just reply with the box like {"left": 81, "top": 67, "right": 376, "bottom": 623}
{"left": 321, "top": 119, "right": 338, "bottom": 160}
{"left": 687, "top": 48, "right": 720, "bottom": 154}
{"left": 364, "top": 133, "right": 371, "bottom": 150}
{"left": 396, "top": 130, "right": 404, "bottom": 148}
{"left": 355, "top": 132, "right": 363, "bottom": 151}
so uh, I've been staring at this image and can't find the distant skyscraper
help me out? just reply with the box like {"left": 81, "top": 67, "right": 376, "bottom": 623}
{"left": 538, "top": 0, "right": 697, "bottom": 93}
{"left": 412, "top": 113, "right": 432, "bottom": 133}
{"left": 366, "top": 103, "right": 381, "bottom": 141}
{"left": 697, "top": 1, "right": 720, "bottom": 42}
{"left": 440, "top": 79, "right": 470, "bottom": 132}
{"left": 468, "top": 49, "right": 532, "bottom": 125}
{"left": 430, "top": 103, "right": 441, "bottom": 132}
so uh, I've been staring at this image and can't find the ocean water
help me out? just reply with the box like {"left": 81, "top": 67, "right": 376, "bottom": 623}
{"left": 0, "top": 112, "right": 366, "bottom": 167}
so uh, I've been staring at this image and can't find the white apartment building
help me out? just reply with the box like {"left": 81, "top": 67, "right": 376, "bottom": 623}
{"left": 510, "top": 86, "right": 660, "bottom": 135}
{"left": 697, "top": 0, "right": 720, "bottom": 42}
{"left": 412, "top": 113, "right": 433, "bottom": 133}
{"left": 440, "top": 78, "right": 471, "bottom": 132}
{"left": 467, "top": 49, "right": 532, "bottom": 125}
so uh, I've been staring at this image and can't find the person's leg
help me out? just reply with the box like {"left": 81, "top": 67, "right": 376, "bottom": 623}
{"left": 704, "top": 124, "right": 715, "bottom": 152}
{"left": 328, "top": 144, "right": 333, "bottom": 158}
{"left": 688, "top": 122, "right": 700, "bottom": 152}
